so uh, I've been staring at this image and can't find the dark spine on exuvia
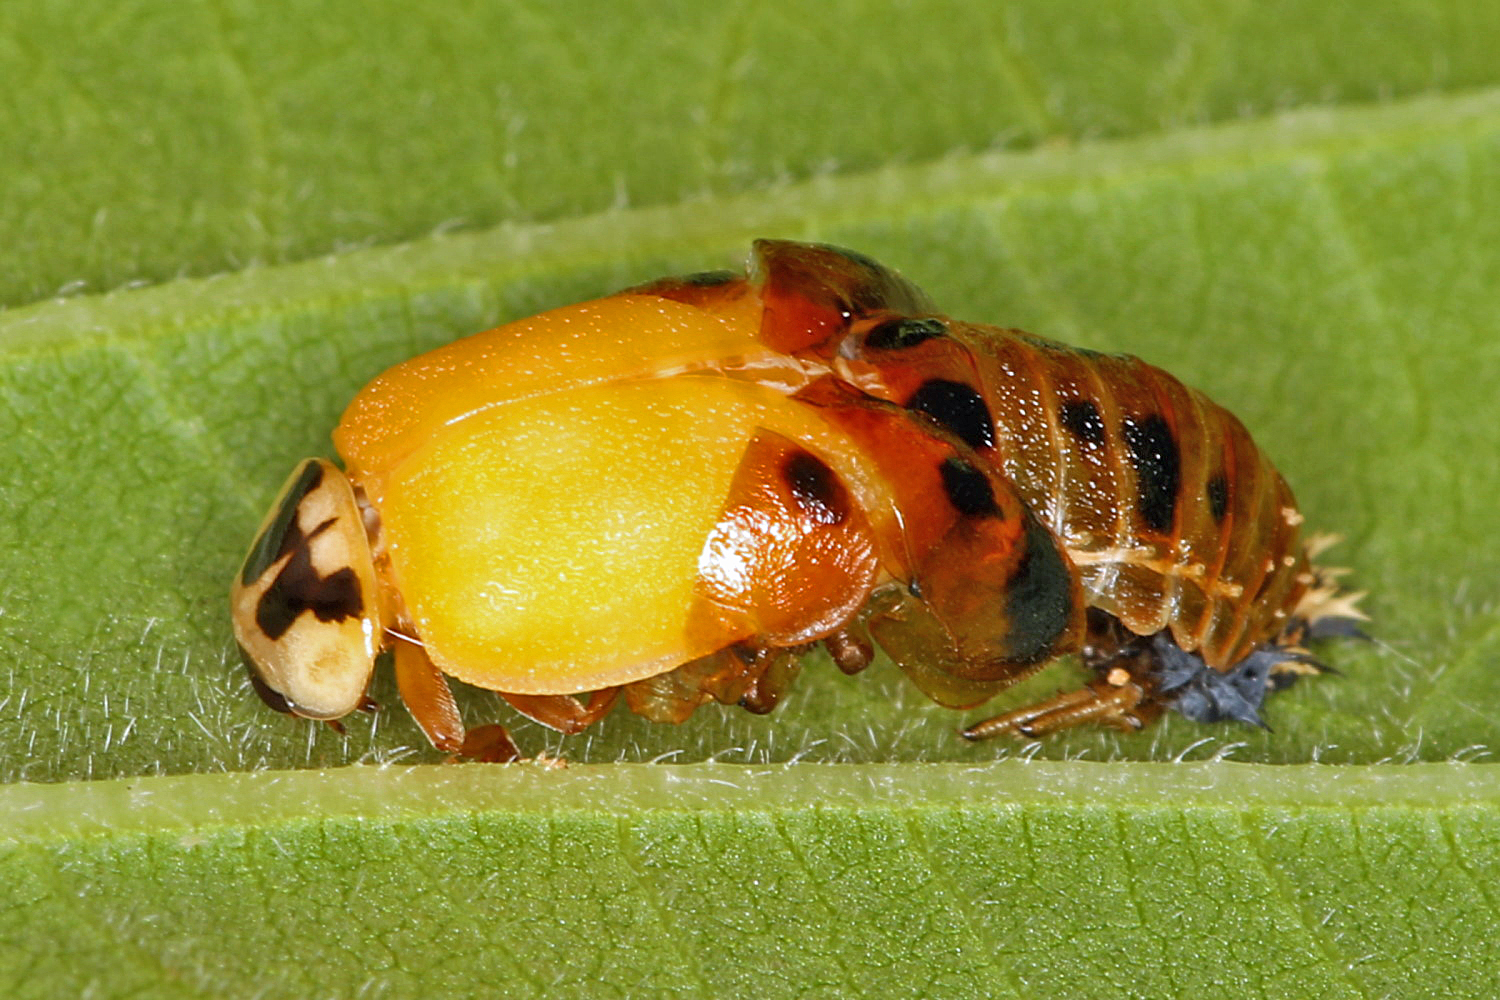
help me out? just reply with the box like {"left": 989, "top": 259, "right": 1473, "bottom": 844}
{"left": 906, "top": 378, "right": 995, "bottom": 450}
{"left": 1122, "top": 414, "right": 1181, "bottom": 534}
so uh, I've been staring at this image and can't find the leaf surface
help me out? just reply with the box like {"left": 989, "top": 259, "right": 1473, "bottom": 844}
{"left": 5, "top": 762, "right": 1500, "bottom": 999}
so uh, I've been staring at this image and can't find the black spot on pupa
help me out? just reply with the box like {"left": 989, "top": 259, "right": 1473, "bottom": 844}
{"left": 783, "top": 450, "right": 847, "bottom": 526}
{"left": 1207, "top": 473, "right": 1229, "bottom": 522}
{"left": 906, "top": 379, "right": 995, "bottom": 450}
{"left": 1058, "top": 399, "right": 1105, "bottom": 446}
{"left": 864, "top": 317, "right": 947, "bottom": 351}
{"left": 939, "top": 458, "right": 1001, "bottom": 518}
{"left": 254, "top": 519, "right": 364, "bottom": 641}
{"left": 999, "top": 517, "right": 1078, "bottom": 663}
{"left": 1123, "top": 414, "right": 1180, "bottom": 535}
{"left": 240, "top": 460, "right": 325, "bottom": 585}
{"left": 680, "top": 270, "right": 737, "bottom": 287}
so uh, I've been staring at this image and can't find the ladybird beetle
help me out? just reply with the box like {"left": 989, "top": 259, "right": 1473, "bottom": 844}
{"left": 231, "top": 240, "right": 1363, "bottom": 759}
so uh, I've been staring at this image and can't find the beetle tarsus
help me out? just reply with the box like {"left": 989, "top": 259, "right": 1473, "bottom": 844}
{"left": 457, "top": 724, "right": 521, "bottom": 764}
{"left": 824, "top": 627, "right": 874, "bottom": 675}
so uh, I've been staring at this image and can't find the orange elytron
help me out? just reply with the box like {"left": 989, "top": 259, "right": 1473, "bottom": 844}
{"left": 232, "top": 241, "right": 1361, "bottom": 759}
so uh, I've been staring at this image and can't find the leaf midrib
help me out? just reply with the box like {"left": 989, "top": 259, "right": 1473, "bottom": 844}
{"left": 6, "top": 760, "right": 1499, "bottom": 845}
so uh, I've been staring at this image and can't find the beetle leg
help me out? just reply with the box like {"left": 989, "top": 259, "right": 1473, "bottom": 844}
{"left": 458, "top": 725, "right": 521, "bottom": 764}
{"left": 961, "top": 669, "right": 1160, "bottom": 740}
{"left": 623, "top": 645, "right": 770, "bottom": 724}
{"left": 823, "top": 625, "right": 874, "bottom": 675}
{"left": 501, "top": 688, "right": 620, "bottom": 735}
{"left": 392, "top": 637, "right": 466, "bottom": 753}
{"left": 393, "top": 638, "right": 522, "bottom": 762}
{"left": 737, "top": 646, "right": 805, "bottom": 714}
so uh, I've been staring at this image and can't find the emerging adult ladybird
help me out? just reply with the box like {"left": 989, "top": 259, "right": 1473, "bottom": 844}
{"left": 231, "top": 240, "right": 1363, "bottom": 759}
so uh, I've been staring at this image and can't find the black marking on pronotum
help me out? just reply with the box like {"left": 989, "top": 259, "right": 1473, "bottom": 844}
{"left": 1058, "top": 399, "right": 1105, "bottom": 447}
{"left": 783, "top": 450, "right": 847, "bottom": 526}
{"left": 254, "top": 518, "right": 364, "bottom": 641}
{"left": 939, "top": 458, "right": 1001, "bottom": 518}
{"left": 1122, "top": 414, "right": 1181, "bottom": 534}
{"left": 240, "top": 460, "right": 325, "bottom": 585}
{"left": 906, "top": 379, "right": 995, "bottom": 450}
{"left": 680, "top": 269, "right": 737, "bottom": 287}
{"left": 865, "top": 317, "right": 947, "bottom": 351}
{"left": 1207, "top": 473, "right": 1230, "bottom": 522}
{"left": 241, "top": 646, "right": 296, "bottom": 715}
{"left": 999, "top": 516, "right": 1078, "bottom": 663}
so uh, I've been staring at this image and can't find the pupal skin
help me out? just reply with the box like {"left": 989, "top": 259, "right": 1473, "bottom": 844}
{"left": 232, "top": 240, "right": 1362, "bottom": 758}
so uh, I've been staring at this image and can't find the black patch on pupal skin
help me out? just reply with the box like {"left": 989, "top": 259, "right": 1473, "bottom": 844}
{"left": 1122, "top": 414, "right": 1181, "bottom": 534}
{"left": 783, "top": 450, "right": 847, "bottom": 526}
{"left": 906, "top": 379, "right": 995, "bottom": 450}
{"left": 254, "top": 519, "right": 364, "bottom": 641}
{"left": 240, "top": 460, "right": 325, "bottom": 585}
{"left": 1207, "top": 473, "right": 1230, "bottom": 522}
{"left": 864, "top": 317, "right": 947, "bottom": 351}
{"left": 939, "top": 458, "right": 1002, "bottom": 518}
{"left": 1058, "top": 399, "right": 1105, "bottom": 446}
{"left": 999, "top": 517, "right": 1078, "bottom": 664}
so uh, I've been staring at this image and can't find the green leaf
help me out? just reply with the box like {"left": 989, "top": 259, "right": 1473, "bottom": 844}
{"left": 6, "top": 762, "right": 1500, "bottom": 998}
{"left": 3, "top": 3, "right": 1500, "bottom": 997}
{"left": 6, "top": 0, "right": 1500, "bottom": 310}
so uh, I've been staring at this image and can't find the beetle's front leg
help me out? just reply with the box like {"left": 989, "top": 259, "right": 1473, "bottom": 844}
{"left": 393, "top": 637, "right": 519, "bottom": 762}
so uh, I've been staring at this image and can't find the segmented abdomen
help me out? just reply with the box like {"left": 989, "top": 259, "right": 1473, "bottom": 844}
{"left": 955, "top": 325, "right": 1308, "bottom": 668}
